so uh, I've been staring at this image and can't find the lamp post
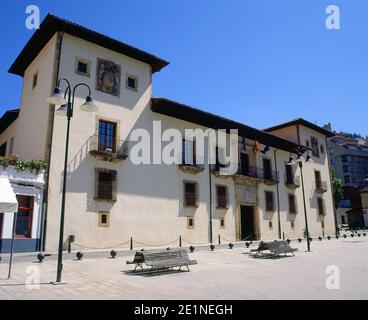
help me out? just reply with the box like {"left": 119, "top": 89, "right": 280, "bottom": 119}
{"left": 47, "top": 78, "right": 97, "bottom": 284}
{"left": 287, "top": 148, "right": 312, "bottom": 252}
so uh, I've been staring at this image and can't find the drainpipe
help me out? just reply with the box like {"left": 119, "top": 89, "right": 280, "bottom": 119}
{"left": 208, "top": 140, "right": 213, "bottom": 244}
{"left": 325, "top": 136, "right": 339, "bottom": 235}
{"left": 274, "top": 149, "right": 282, "bottom": 239}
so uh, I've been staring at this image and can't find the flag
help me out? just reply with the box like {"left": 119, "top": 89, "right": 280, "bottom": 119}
{"left": 253, "top": 141, "right": 260, "bottom": 155}
{"left": 242, "top": 137, "right": 247, "bottom": 151}
{"left": 261, "top": 145, "right": 270, "bottom": 154}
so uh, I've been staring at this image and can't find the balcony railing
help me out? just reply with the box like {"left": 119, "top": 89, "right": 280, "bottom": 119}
{"left": 229, "top": 165, "right": 279, "bottom": 184}
{"left": 315, "top": 181, "right": 328, "bottom": 193}
{"left": 89, "top": 135, "right": 129, "bottom": 162}
{"left": 285, "top": 175, "right": 301, "bottom": 189}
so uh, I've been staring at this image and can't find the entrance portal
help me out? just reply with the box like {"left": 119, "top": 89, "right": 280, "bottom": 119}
{"left": 240, "top": 206, "right": 256, "bottom": 241}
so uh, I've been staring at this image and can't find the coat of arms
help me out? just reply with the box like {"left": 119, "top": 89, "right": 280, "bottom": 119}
{"left": 96, "top": 58, "right": 121, "bottom": 96}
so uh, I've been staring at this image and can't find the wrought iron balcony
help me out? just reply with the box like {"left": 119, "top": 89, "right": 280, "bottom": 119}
{"left": 89, "top": 135, "right": 129, "bottom": 162}
{"left": 257, "top": 167, "right": 279, "bottom": 185}
{"left": 178, "top": 154, "right": 205, "bottom": 174}
{"left": 315, "top": 181, "right": 328, "bottom": 193}
{"left": 285, "top": 175, "right": 301, "bottom": 189}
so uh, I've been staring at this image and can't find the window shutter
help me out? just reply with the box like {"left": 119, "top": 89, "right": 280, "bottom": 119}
{"left": 185, "top": 140, "right": 193, "bottom": 165}
{"left": 183, "top": 182, "right": 187, "bottom": 207}
{"left": 94, "top": 168, "right": 100, "bottom": 200}
{"left": 111, "top": 170, "right": 117, "bottom": 201}
{"left": 225, "top": 186, "right": 230, "bottom": 209}
{"left": 294, "top": 195, "right": 298, "bottom": 214}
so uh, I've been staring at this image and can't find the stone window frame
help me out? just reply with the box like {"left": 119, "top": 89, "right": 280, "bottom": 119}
{"left": 75, "top": 57, "right": 91, "bottom": 77}
{"left": 288, "top": 193, "right": 298, "bottom": 214}
{"left": 187, "top": 217, "right": 195, "bottom": 229}
{"left": 290, "top": 221, "right": 295, "bottom": 230}
{"left": 125, "top": 73, "right": 138, "bottom": 91}
{"left": 265, "top": 191, "right": 275, "bottom": 212}
{"left": 98, "top": 211, "right": 110, "bottom": 228}
{"left": 95, "top": 116, "right": 121, "bottom": 153}
{"left": 94, "top": 168, "right": 118, "bottom": 202}
{"left": 216, "top": 184, "right": 229, "bottom": 209}
{"left": 219, "top": 218, "right": 225, "bottom": 229}
{"left": 32, "top": 71, "right": 38, "bottom": 89}
{"left": 268, "top": 221, "right": 273, "bottom": 229}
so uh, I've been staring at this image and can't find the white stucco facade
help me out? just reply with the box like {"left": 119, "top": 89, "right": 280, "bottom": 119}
{"left": 0, "top": 16, "right": 337, "bottom": 252}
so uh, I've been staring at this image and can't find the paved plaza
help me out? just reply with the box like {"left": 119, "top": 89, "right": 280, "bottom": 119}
{"left": 0, "top": 237, "right": 367, "bottom": 300}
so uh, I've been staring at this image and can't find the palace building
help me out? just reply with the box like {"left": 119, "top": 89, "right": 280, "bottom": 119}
{"left": 0, "top": 14, "right": 336, "bottom": 252}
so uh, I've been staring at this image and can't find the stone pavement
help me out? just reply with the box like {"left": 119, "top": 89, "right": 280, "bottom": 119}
{"left": 0, "top": 237, "right": 367, "bottom": 300}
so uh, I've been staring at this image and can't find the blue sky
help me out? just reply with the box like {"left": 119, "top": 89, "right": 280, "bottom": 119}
{"left": 0, "top": 0, "right": 367, "bottom": 134}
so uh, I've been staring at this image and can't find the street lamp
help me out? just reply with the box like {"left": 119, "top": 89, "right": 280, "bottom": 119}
{"left": 287, "top": 147, "right": 312, "bottom": 252}
{"left": 47, "top": 78, "right": 97, "bottom": 284}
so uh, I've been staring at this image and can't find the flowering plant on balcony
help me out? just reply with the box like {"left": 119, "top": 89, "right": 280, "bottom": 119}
{"left": 0, "top": 156, "right": 47, "bottom": 174}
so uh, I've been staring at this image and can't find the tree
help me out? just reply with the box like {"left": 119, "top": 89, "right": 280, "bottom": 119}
{"left": 331, "top": 168, "right": 344, "bottom": 208}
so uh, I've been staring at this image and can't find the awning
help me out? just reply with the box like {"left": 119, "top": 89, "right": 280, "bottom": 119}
{"left": 0, "top": 178, "right": 18, "bottom": 212}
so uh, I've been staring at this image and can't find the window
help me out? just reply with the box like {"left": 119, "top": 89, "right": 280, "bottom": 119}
{"left": 268, "top": 221, "right": 273, "bottom": 229}
{"left": 0, "top": 142, "right": 7, "bottom": 157}
{"left": 98, "top": 120, "right": 117, "bottom": 153}
{"left": 95, "top": 168, "right": 117, "bottom": 201}
{"left": 182, "top": 139, "right": 196, "bottom": 165}
{"left": 341, "top": 216, "right": 346, "bottom": 224}
{"left": 32, "top": 72, "right": 38, "bottom": 89}
{"left": 321, "top": 221, "right": 325, "bottom": 230}
{"left": 126, "top": 74, "right": 138, "bottom": 91}
{"left": 75, "top": 58, "right": 90, "bottom": 76}
{"left": 343, "top": 165, "right": 350, "bottom": 173}
{"left": 240, "top": 153, "right": 250, "bottom": 175}
{"left": 317, "top": 198, "right": 325, "bottom": 216}
{"left": 265, "top": 191, "right": 274, "bottom": 212}
{"left": 342, "top": 155, "right": 348, "bottom": 163}
{"left": 344, "top": 175, "right": 351, "bottom": 184}
{"left": 216, "top": 185, "right": 229, "bottom": 209}
{"left": 305, "top": 140, "right": 310, "bottom": 148}
{"left": 0, "top": 213, "right": 3, "bottom": 238}
{"left": 15, "top": 195, "right": 34, "bottom": 238}
{"left": 220, "top": 218, "right": 225, "bottom": 229}
{"left": 184, "top": 182, "right": 199, "bottom": 207}
{"left": 215, "top": 147, "right": 228, "bottom": 170}
{"left": 285, "top": 164, "right": 294, "bottom": 184}
{"left": 290, "top": 221, "right": 295, "bottom": 229}
{"left": 288, "top": 194, "right": 297, "bottom": 214}
{"left": 98, "top": 212, "right": 110, "bottom": 227}
{"left": 263, "top": 158, "right": 272, "bottom": 180}
{"left": 8, "top": 137, "right": 14, "bottom": 156}
{"left": 311, "top": 137, "right": 320, "bottom": 158}
{"left": 315, "top": 170, "right": 322, "bottom": 188}
{"left": 320, "top": 144, "right": 325, "bottom": 154}
{"left": 187, "top": 217, "right": 195, "bottom": 229}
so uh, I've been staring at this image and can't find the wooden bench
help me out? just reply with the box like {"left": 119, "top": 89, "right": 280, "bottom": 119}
{"left": 251, "top": 241, "right": 298, "bottom": 257}
{"left": 126, "top": 249, "right": 197, "bottom": 272}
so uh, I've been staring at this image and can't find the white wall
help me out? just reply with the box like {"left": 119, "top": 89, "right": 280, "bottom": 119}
{"left": 13, "top": 35, "right": 58, "bottom": 161}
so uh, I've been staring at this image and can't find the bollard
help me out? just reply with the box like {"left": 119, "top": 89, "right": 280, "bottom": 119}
{"left": 179, "top": 236, "right": 182, "bottom": 248}
{"left": 218, "top": 234, "right": 221, "bottom": 245}
{"left": 130, "top": 237, "right": 133, "bottom": 251}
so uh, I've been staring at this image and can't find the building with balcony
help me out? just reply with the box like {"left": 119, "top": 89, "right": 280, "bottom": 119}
{"left": 0, "top": 14, "right": 336, "bottom": 252}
